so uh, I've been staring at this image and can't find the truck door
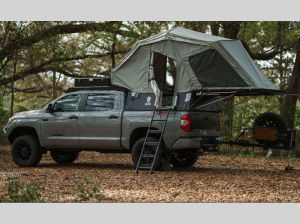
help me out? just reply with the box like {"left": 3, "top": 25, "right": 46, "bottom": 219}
{"left": 41, "top": 94, "right": 83, "bottom": 148}
{"left": 78, "top": 93, "right": 121, "bottom": 148}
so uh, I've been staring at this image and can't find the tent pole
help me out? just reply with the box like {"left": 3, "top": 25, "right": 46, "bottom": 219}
{"left": 195, "top": 94, "right": 235, "bottom": 109}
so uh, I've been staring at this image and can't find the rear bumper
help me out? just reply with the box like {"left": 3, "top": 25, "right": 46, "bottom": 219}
{"left": 172, "top": 137, "right": 223, "bottom": 149}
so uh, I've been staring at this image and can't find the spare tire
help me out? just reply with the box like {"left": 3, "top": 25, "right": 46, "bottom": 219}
{"left": 253, "top": 112, "right": 287, "bottom": 145}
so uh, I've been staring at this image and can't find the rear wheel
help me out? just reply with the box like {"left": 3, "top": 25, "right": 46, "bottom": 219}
{"left": 170, "top": 150, "right": 199, "bottom": 167}
{"left": 253, "top": 112, "right": 287, "bottom": 145}
{"left": 11, "top": 135, "right": 42, "bottom": 167}
{"left": 131, "top": 137, "right": 162, "bottom": 170}
{"left": 50, "top": 151, "right": 79, "bottom": 164}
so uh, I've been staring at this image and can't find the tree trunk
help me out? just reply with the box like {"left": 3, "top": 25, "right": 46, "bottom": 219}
{"left": 282, "top": 38, "right": 300, "bottom": 129}
{"left": 210, "top": 22, "right": 219, "bottom": 36}
{"left": 221, "top": 21, "right": 242, "bottom": 39}
{"left": 11, "top": 57, "right": 17, "bottom": 116}
{"left": 53, "top": 70, "right": 57, "bottom": 100}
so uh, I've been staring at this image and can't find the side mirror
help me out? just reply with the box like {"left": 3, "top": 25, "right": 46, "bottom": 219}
{"left": 46, "top": 104, "right": 53, "bottom": 113}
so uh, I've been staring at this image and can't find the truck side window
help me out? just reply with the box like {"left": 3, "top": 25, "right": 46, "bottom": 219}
{"left": 85, "top": 94, "right": 115, "bottom": 111}
{"left": 53, "top": 94, "right": 82, "bottom": 112}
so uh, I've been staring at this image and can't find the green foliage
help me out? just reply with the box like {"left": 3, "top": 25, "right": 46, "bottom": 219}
{"left": 14, "top": 105, "right": 29, "bottom": 113}
{"left": 0, "top": 107, "right": 10, "bottom": 144}
{"left": 1, "top": 178, "right": 44, "bottom": 202}
{"left": 221, "top": 95, "right": 282, "bottom": 140}
{"left": 71, "top": 175, "right": 102, "bottom": 202}
{"left": 1, "top": 176, "right": 102, "bottom": 203}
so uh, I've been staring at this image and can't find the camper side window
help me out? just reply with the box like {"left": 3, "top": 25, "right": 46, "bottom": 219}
{"left": 85, "top": 94, "right": 115, "bottom": 111}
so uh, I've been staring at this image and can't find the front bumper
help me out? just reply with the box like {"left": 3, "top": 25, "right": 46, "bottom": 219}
{"left": 3, "top": 123, "right": 11, "bottom": 139}
{"left": 172, "top": 137, "right": 223, "bottom": 150}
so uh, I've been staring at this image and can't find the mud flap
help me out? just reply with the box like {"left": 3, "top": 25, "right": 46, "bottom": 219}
{"left": 161, "top": 155, "right": 171, "bottom": 172}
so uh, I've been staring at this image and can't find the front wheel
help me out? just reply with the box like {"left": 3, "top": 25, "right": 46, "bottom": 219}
{"left": 170, "top": 150, "right": 199, "bottom": 167}
{"left": 50, "top": 151, "right": 79, "bottom": 164}
{"left": 11, "top": 135, "right": 42, "bottom": 167}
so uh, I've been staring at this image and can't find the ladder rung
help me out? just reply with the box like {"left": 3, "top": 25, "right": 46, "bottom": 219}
{"left": 138, "top": 166, "right": 151, "bottom": 169}
{"left": 142, "top": 154, "right": 155, "bottom": 158}
{"left": 152, "top": 119, "right": 166, "bottom": 121}
{"left": 148, "top": 130, "right": 161, "bottom": 134}
{"left": 155, "top": 107, "right": 171, "bottom": 111}
{"left": 146, "top": 142, "right": 158, "bottom": 146}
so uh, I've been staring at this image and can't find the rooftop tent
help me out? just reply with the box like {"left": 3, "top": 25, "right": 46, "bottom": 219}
{"left": 111, "top": 27, "right": 279, "bottom": 106}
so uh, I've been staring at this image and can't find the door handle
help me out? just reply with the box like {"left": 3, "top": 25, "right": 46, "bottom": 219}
{"left": 69, "top": 115, "right": 78, "bottom": 119}
{"left": 108, "top": 115, "right": 118, "bottom": 119}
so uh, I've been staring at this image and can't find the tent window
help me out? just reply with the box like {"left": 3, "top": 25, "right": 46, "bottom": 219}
{"left": 188, "top": 49, "right": 248, "bottom": 87}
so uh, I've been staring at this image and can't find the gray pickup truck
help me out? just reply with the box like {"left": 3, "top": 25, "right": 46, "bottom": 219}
{"left": 3, "top": 79, "right": 222, "bottom": 170}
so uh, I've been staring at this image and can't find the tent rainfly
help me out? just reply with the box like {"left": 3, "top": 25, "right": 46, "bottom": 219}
{"left": 111, "top": 27, "right": 279, "bottom": 106}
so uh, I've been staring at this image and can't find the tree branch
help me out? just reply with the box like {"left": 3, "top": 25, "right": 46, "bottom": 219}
{"left": 240, "top": 39, "right": 297, "bottom": 60}
{"left": 0, "top": 50, "right": 127, "bottom": 85}
{"left": 6, "top": 85, "right": 67, "bottom": 94}
{"left": 0, "top": 22, "right": 123, "bottom": 61}
{"left": 34, "top": 73, "right": 51, "bottom": 97}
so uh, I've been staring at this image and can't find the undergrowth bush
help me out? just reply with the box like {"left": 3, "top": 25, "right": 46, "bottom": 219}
{"left": 71, "top": 175, "right": 102, "bottom": 202}
{"left": 0, "top": 107, "right": 10, "bottom": 144}
{"left": 1, "top": 178, "right": 44, "bottom": 202}
{"left": 0, "top": 176, "right": 102, "bottom": 203}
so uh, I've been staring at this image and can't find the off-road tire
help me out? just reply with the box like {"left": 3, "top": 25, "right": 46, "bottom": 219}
{"left": 11, "top": 135, "right": 42, "bottom": 167}
{"left": 253, "top": 112, "right": 287, "bottom": 145}
{"left": 170, "top": 150, "right": 199, "bottom": 167}
{"left": 131, "top": 137, "right": 162, "bottom": 170}
{"left": 50, "top": 151, "right": 79, "bottom": 164}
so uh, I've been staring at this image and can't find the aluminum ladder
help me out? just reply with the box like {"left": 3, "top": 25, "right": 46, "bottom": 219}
{"left": 135, "top": 108, "right": 170, "bottom": 175}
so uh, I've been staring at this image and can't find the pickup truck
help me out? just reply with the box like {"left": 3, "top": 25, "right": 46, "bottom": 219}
{"left": 3, "top": 83, "right": 222, "bottom": 171}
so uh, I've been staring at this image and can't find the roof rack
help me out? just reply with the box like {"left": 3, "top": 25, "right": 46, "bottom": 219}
{"left": 66, "top": 87, "right": 128, "bottom": 93}
{"left": 66, "top": 77, "right": 128, "bottom": 93}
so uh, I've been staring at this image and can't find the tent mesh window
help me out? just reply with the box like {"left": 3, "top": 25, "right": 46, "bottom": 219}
{"left": 188, "top": 49, "right": 248, "bottom": 88}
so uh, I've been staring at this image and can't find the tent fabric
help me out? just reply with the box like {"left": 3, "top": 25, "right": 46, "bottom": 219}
{"left": 111, "top": 27, "right": 278, "bottom": 94}
{"left": 188, "top": 49, "right": 248, "bottom": 87}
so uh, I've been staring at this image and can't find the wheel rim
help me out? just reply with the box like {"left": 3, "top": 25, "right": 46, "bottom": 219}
{"left": 255, "top": 116, "right": 281, "bottom": 145}
{"left": 256, "top": 117, "right": 278, "bottom": 128}
{"left": 16, "top": 143, "right": 32, "bottom": 161}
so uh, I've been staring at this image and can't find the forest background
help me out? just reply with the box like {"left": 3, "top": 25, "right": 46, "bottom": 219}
{"left": 1, "top": 21, "right": 300, "bottom": 155}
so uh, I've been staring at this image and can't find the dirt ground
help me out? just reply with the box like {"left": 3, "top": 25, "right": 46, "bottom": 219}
{"left": 1, "top": 145, "right": 300, "bottom": 202}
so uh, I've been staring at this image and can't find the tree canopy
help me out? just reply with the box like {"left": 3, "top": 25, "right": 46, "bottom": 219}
{"left": 1, "top": 21, "right": 300, "bottom": 138}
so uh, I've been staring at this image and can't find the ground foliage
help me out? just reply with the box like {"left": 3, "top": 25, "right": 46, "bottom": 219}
{"left": 1, "top": 145, "right": 300, "bottom": 203}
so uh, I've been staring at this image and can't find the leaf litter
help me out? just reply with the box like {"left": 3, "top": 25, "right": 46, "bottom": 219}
{"left": 1, "top": 145, "right": 300, "bottom": 202}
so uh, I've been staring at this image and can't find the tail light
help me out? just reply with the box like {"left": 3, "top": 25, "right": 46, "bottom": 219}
{"left": 219, "top": 115, "right": 221, "bottom": 132}
{"left": 181, "top": 115, "right": 191, "bottom": 132}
